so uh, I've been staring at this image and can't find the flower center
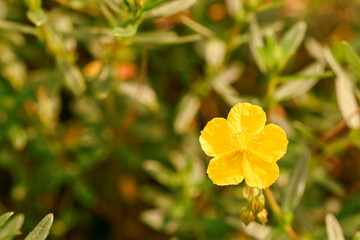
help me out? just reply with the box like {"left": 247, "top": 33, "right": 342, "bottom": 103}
{"left": 235, "top": 133, "right": 249, "bottom": 151}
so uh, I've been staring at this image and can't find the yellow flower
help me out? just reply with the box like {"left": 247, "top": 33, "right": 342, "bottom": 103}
{"left": 199, "top": 103, "right": 288, "bottom": 189}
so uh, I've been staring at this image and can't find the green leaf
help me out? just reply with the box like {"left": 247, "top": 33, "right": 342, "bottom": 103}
{"left": 140, "top": 209, "right": 165, "bottom": 231}
{"left": 0, "top": 214, "right": 24, "bottom": 239}
{"left": 326, "top": 214, "right": 345, "bottom": 240}
{"left": 342, "top": 41, "right": 360, "bottom": 73}
{"left": 0, "top": 20, "right": 37, "bottom": 35}
{"left": 211, "top": 63, "right": 246, "bottom": 106}
{"left": 134, "top": 31, "right": 201, "bottom": 45}
{"left": 117, "top": 82, "right": 158, "bottom": 111}
{"left": 0, "top": 212, "right": 14, "bottom": 229}
{"left": 173, "top": 93, "right": 201, "bottom": 134}
{"left": 205, "top": 39, "right": 227, "bottom": 68}
{"left": 274, "top": 62, "right": 325, "bottom": 101}
{"left": 282, "top": 148, "right": 310, "bottom": 211}
{"left": 142, "top": 0, "right": 168, "bottom": 11}
{"left": 305, "top": 38, "right": 326, "bottom": 63}
{"left": 249, "top": 14, "right": 266, "bottom": 73}
{"left": 113, "top": 23, "right": 138, "bottom": 37}
{"left": 143, "top": 160, "right": 181, "bottom": 187}
{"left": 324, "top": 47, "right": 360, "bottom": 129}
{"left": 280, "top": 21, "right": 306, "bottom": 59}
{"left": 26, "top": 9, "right": 47, "bottom": 26}
{"left": 264, "top": 30, "right": 277, "bottom": 54}
{"left": 92, "top": 63, "right": 115, "bottom": 99}
{"left": 24, "top": 214, "right": 53, "bottom": 240}
{"left": 144, "top": 0, "right": 197, "bottom": 19}
{"left": 57, "top": 60, "right": 86, "bottom": 96}
{"left": 180, "top": 15, "right": 215, "bottom": 38}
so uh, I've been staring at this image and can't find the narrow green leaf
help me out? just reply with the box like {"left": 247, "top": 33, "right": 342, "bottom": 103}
{"left": 92, "top": 63, "right": 114, "bottom": 99}
{"left": 24, "top": 214, "right": 53, "bottom": 240}
{"left": 211, "top": 63, "right": 246, "bottom": 106}
{"left": 57, "top": 60, "right": 86, "bottom": 96}
{"left": 0, "top": 20, "right": 37, "bottom": 35}
{"left": 0, "top": 214, "right": 24, "bottom": 239}
{"left": 117, "top": 82, "right": 158, "bottom": 111}
{"left": 282, "top": 148, "right": 310, "bottom": 211}
{"left": 0, "top": 212, "right": 14, "bottom": 229}
{"left": 324, "top": 47, "right": 360, "bottom": 129}
{"left": 326, "top": 214, "right": 345, "bottom": 240}
{"left": 342, "top": 41, "right": 360, "bottom": 73}
{"left": 225, "top": 0, "right": 242, "bottom": 18}
{"left": 305, "top": 38, "right": 325, "bottom": 63}
{"left": 141, "top": 185, "right": 173, "bottom": 209}
{"left": 134, "top": 31, "right": 201, "bottom": 45}
{"left": 205, "top": 39, "right": 227, "bottom": 68}
{"left": 274, "top": 71, "right": 333, "bottom": 84}
{"left": 143, "top": 160, "right": 180, "bottom": 186}
{"left": 173, "top": 93, "right": 201, "bottom": 134}
{"left": 26, "top": 9, "right": 47, "bottom": 26}
{"left": 280, "top": 21, "right": 307, "bottom": 58}
{"left": 140, "top": 209, "right": 165, "bottom": 230}
{"left": 249, "top": 14, "right": 266, "bottom": 73}
{"left": 103, "top": 0, "right": 127, "bottom": 18}
{"left": 274, "top": 62, "right": 325, "bottom": 101}
{"left": 180, "top": 15, "right": 215, "bottom": 38}
{"left": 144, "top": 0, "right": 197, "bottom": 19}
{"left": 113, "top": 23, "right": 138, "bottom": 37}
{"left": 142, "top": 0, "right": 168, "bottom": 11}
{"left": 264, "top": 30, "right": 277, "bottom": 54}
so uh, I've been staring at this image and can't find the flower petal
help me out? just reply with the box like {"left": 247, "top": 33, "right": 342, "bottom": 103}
{"left": 243, "top": 152, "right": 279, "bottom": 188}
{"left": 199, "top": 117, "right": 237, "bottom": 157}
{"left": 207, "top": 151, "right": 244, "bottom": 186}
{"left": 227, "top": 103, "right": 266, "bottom": 134}
{"left": 248, "top": 123, "right": 288, "bottom": 163}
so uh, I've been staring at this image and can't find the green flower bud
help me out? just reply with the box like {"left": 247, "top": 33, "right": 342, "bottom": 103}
{"left": 255, "top": 209, "right": 268, "bottom": 225}
{"left": 242, "top": 187, "right": 250, "bottom": 199}
{"left": 249, "top": 194, "right": 265, "bottom": 214}
{"left": 242, "top": 186, "right": 261, "bottom": 199}
{"left": 240, "top": 208, "right": 255, "bottom": 225}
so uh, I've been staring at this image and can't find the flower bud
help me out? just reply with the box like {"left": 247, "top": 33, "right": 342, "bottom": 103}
{"left": 240, "top": 208, "right": 255, "bottom": 225}
{"left": 249, "top": 195, "right": 265, "bottom": 214}
{"left": 242, "top": 187, "right": 250, "bottom": 199}
{"left": 242, "top": 186, "right": 261, "bottom": 199}
{"left": 255, "top": 209, "right": 268, "bottom": 225}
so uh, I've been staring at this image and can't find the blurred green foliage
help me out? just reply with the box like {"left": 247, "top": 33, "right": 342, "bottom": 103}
{"left": 1, "top": 0, "right": 360, "bottom": 239}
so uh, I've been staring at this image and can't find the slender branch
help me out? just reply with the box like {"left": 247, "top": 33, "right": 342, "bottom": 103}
{"left": 0, "top": 20, "right": 38, "bottom": 35}
{"left": 264, "top": 188, "right": 298, "bottom": 240}
{"left": 320, "top": 108, "right": 360, "bottom": 142}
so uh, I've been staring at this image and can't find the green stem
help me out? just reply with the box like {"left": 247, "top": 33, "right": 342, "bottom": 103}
{"left": 264, "top": 188, "right": 298, "bottom": 240}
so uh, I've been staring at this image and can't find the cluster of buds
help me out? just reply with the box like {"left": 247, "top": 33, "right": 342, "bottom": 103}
{"left": 240, "top": 186, "right": 268, "bottom": 225}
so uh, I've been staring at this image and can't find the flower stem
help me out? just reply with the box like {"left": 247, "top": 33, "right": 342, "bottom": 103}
{"left": 264, "top": 188, "right": 298, "bottom": 240}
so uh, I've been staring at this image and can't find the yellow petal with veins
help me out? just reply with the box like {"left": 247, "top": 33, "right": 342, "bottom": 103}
{"left": 207, "top": 151, "right": 244, "bottom": 185}
{"left": 248, "top": 123, "right": 288, "bottom": 163}
{"left": 199, "top": 117, "right": 237, "bottom": 157}
{"left": 227, "top": 102, "right": 266, "bottom": 135}
{"left": 243, "top": 152, "right": 279, "bottom": 189}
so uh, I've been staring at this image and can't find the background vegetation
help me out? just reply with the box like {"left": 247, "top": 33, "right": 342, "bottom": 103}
{"left": 1, "top": 0, "right": 360, "bottom": 239}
